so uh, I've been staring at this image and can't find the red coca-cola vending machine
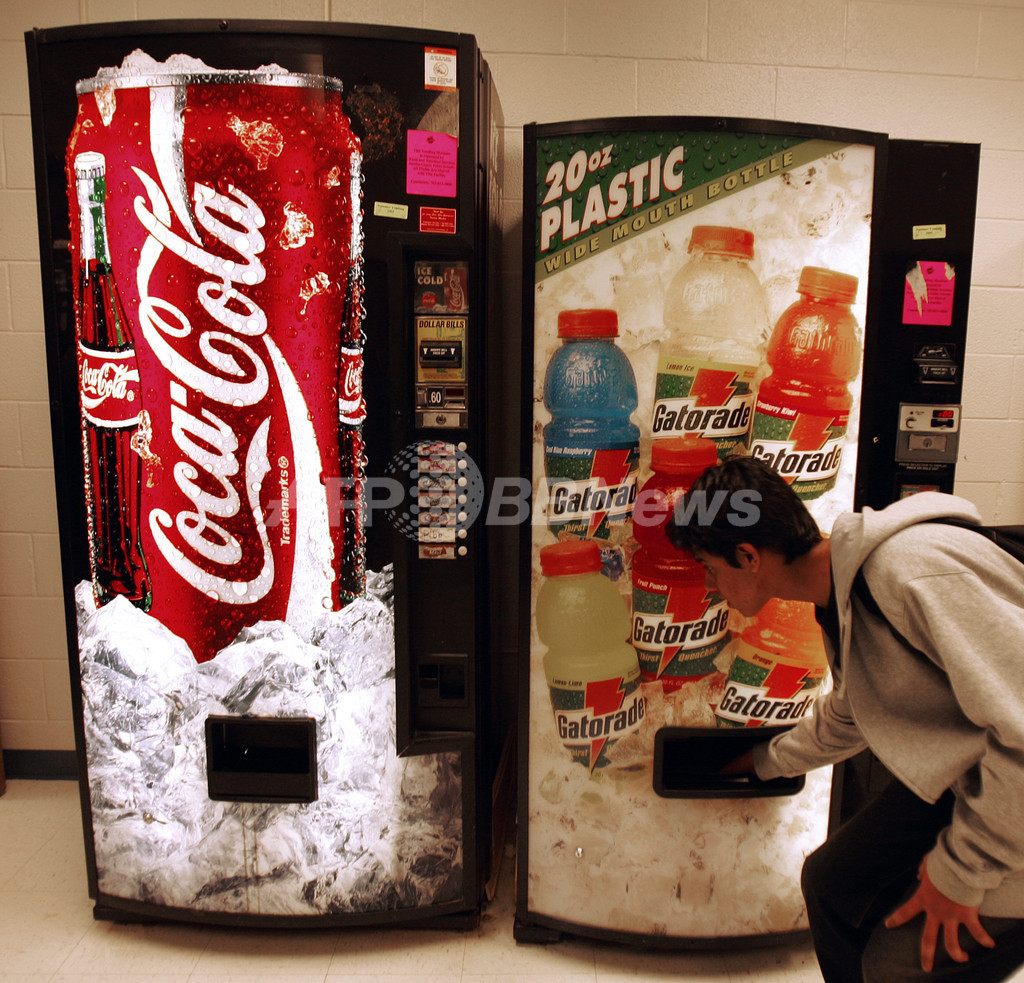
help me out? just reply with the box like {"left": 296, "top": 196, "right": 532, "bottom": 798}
{"left": 26, "top": 19, "right": 505, "bottom": 927}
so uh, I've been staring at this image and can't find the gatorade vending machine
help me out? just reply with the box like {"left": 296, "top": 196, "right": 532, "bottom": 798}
{"left": 26, "top": 19, "right": 505, "bottom": 927}
{"left": 516, "top": 116, "right": 886, "bottom": 944}
{"left": 517, "top": 118, "right": 980, "bottom": 945}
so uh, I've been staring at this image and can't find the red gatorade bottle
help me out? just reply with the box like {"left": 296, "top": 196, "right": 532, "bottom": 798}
{"left": 631, "top": 436, "right": 730, "bottom": 690}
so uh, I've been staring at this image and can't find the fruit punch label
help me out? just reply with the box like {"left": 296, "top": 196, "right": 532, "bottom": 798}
{"left": 631, "top": 577, "right": 729, "bottom": 686}
{"left": 544, "top": 442, "right": 639, "bottom": 539}
{"left": 548, "top": 670, "right": 645, "bottom": 772}
{"left": 652, "top": 360, "right": 755, "bottom": 460}
{"left": 715, "top": 640, "right": 827, "bottom": 728}
{"left": 749, "top": 398, "right": 848, "bottom": 500}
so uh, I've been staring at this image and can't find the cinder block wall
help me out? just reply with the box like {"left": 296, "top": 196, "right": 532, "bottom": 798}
{"left": 1, "top": 0, "right": 1022, "bottom": 753}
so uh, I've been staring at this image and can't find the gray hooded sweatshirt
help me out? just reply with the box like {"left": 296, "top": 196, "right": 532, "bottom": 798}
{"left": 753, "top": 492, "right": 1024, "bottom": 916}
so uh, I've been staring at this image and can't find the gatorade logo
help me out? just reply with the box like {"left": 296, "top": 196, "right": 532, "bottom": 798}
{"left": 715, "top": 644, "right": 826, "bottom": 727}
{"left": 631, "top": 581, "right": 730, "bottom": 682}
{"left": 652, "top": 364, "right": 755, "bottom": 443}
{"left": 544, "top": 443, "right": 640, "bottom": 539}
{"left": 553, "top": 685, "right": 645, "bottom": 773}
{"left": 750, "top": 398, "right": 849, "bottom": 493}
{"left": 716, "top": 680, "right": 817, "bottom": 726}
{"left": 651, "top": 395, "right": 753, "bottom": 438}
{"left": 549, "top": 477, "right": 638, "bottom": 520}
{"left": 748, "top": 437, "right": 844, "bottom": 482}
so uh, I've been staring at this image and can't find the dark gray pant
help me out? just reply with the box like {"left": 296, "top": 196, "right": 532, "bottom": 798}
{"left": 801, "top": 779, "right": 1024, "bottom": 983}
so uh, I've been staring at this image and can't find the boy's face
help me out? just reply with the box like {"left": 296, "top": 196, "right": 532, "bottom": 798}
{"left": 693, "top": 548, "right": 767, "bottom": 617}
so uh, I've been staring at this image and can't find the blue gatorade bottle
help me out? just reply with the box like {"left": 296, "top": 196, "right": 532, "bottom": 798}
{"left": 543, "top": 309, "right": 640, "bottom": 559}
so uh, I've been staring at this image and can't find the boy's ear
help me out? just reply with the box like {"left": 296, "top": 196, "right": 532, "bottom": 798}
{"left": 735, "top": 543, "right": 760, "bottom": 571}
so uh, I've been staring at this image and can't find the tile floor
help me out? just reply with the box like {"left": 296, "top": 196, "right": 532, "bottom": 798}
{"left": 1, "top": 778, "right": 1021, "bottom": 983}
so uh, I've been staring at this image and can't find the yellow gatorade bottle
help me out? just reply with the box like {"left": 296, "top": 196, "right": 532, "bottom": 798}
{"left": 536, "top": 541, "right": 645, "bottom": 773}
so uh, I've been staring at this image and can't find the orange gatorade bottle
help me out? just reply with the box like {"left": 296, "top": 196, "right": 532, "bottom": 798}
{"left": 749, "top": 267, "right": 861, "bottom": 500}
{"left": 715, "top": 598, "right": 828, "bottom": 727}
{"left": 631, "top": 436, "right": 730, "bottom": 690}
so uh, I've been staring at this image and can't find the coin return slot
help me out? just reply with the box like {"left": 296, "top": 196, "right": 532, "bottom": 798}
{"left": 206, "top": 715, "right": 317, "bottom": 803}
{"left": 417, "top": 656, "right": 468, "bottom": 707}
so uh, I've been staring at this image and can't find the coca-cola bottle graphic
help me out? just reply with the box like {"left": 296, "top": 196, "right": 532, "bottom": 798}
{"left": 74, "top": 151, "right": 152, "bottom": 611}
{"left": 337, "top": 244, "right": 367, "bottom": 602}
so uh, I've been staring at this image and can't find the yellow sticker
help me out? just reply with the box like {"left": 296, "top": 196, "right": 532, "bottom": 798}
{"left": 374, "top": 201, "right": 409, "bottom": 220}
{"left": 912, "top": 224, "right": 947, "bottom": 240}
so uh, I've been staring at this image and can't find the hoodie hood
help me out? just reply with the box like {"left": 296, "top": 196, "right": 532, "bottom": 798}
{"left": 828, "top": 492, "right": 983, "bottom": 606}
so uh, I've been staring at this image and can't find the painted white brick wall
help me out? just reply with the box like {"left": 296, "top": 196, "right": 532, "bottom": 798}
{"left": 1, "top": 0, "right": 1022, "bottom": 751}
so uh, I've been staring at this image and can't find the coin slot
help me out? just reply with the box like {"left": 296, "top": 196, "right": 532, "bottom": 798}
{"left": 417, "top": 655, "right": 468, "bottom": 707}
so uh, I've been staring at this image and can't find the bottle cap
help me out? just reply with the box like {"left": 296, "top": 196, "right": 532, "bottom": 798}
{"left": 74, "top": 150, "right": 106, "bottom": 180}
{"left": 540, "top": 540, "right": 603, "bottom": 576}
{"left": 557, "top": 309, "right": 618, "bottom": 338}
{"left": 739, "top": 597, "right": 827, "bottom": 669}
{"left": 798, "top": 267, "right": 858, "bottom": 304}
{"left": 688, "top": 225, "right": 754, "bottom": 260}
{"left": 650, "top": 436, "right": 719, "bottom": 476}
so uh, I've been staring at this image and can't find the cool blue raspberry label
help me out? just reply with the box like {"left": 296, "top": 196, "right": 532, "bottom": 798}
{"left": 548, "top": 669, "right": 645, "bottom": 773}
{"left": 544, "top": 441, "right": 640, "bottom": 540}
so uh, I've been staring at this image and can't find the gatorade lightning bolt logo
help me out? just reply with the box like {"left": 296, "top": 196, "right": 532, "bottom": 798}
{"left": 789, "top": 412, "right": 835, "bottom": 461}
{"left": 715, "top": 646, "right": 825, "bottom": 727}
{"left": 631, "top": 581, "right": 730, "bottom": 685}
{"left": 749, "top": 398, "right": 848, "bottom": 500}
{"left": 650, "top": 363, "right": 755, "bottom": 453}
{"left": 584, "top": 677, "right": 628, "bottom": 772}
{"left": 551, "top": 672, "right": 645, "bottom": 772}
{"left": 690, "top": 367, "right": 738, "bottom": 409}
{"left": 657, "top": 588, "right": 717, "bottom": 676}
{"left": 545, "top": 441, "right": 639, "bottom": 540}
{"left": 587, "top": 447, "right": 634, "bottom": 538}
{"left": 747, "top": 663, "right": 810, "bottom": 727}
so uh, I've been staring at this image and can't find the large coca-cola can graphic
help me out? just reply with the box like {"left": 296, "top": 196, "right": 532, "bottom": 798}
{"left": 66, "top": 53, "right": 365, "bottom": 662}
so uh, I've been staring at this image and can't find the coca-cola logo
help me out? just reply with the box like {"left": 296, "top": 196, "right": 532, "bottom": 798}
{"left": 131, "top": 165, "right": 277, "bottom": 604}
{"left": 80, "top": 349, "right": 139, "bottom": 400}
{"left": 339, "top": 346, "right": 366, "bottom": 425}
{"left": 78, "top": 346, "right": 141, "bottom": 427}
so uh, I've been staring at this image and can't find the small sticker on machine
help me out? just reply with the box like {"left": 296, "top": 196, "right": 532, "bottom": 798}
{"left": 420, "top": 207, "right": 457, "bottom": 234}
{"left": 374, "top": 201, "right": 409, "bottom": 220}
{"left": 425, "top": 47, "right": 457, "bottom": 90}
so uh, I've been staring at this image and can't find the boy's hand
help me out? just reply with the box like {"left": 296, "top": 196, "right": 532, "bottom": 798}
{"left": 885, "top": 859, "right": 995, "bottom": 972}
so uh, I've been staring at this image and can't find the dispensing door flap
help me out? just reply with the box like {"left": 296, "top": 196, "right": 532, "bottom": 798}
{"left": 206, "top": 715, "right": 318, "bottom": 803}
{"left": 654, "top": 726, "right": 805, "bottom": 798}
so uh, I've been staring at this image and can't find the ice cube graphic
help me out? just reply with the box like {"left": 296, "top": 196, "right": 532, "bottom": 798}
{"left": 76, "top": 565, "right": 464, "bottom": 916}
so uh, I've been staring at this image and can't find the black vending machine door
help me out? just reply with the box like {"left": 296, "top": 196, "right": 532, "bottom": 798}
{"left": 841, "top": 138, "right": 979, "bottom": 823}
{"left": 856, "top": 138, "right": 979, "bottom": 512}
{"left": 26, "top": 18, "right": 501, "bottom": 927}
